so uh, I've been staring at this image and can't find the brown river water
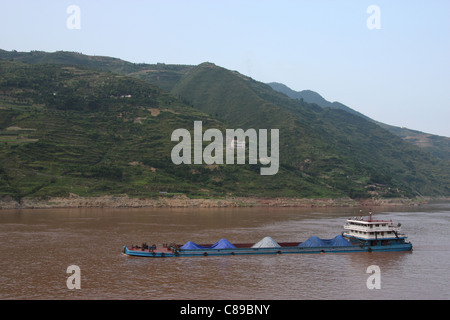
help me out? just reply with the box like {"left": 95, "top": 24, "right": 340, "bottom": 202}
{"left": 1, "top": 202, "right": 449, "bottom": 300}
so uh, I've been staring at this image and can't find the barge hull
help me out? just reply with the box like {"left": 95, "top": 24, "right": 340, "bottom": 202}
{"left": 122, "top": 243, "right": 412, "bottom": 258}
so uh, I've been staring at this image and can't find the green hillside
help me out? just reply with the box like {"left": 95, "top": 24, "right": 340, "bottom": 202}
{"left": 169, "top": 63, "right": 450, "bottom": 198}
{"left": 0, "top": 61, "right": 220, "bottom": 199}
{"left": 376, "top": 122, "right": 450, "bottom": 161}
{"left": 1, "top": 50, "right": 450, "bottom": 200}
{"left": 0, "top": 61, "right": 335, "bottom": 200}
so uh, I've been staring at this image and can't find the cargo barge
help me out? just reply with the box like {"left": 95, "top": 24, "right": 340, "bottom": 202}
{"left": 123, "top": 213, "right": 412, "bottom": 258}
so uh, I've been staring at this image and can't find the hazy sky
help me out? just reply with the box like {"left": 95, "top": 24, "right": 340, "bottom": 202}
{"left": 1, "top": 0, "right": 449, "bottom": 137}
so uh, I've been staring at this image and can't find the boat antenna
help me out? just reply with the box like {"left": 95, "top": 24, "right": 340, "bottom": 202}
{"left": 369, "top": 210, "right": 373, "bottom": 222}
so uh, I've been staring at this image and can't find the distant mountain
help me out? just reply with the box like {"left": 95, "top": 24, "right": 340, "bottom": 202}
{"left": 375, "top": 122, "right": 450, "bottom": 160}
{"left": 268, "top": 82, "right": 372, "bottom": 121}
{"left": 268, "top": 82, "right": 450, "bottom": 161}
{"left": 1, "top": 50, "right": 450, "bottom": 200}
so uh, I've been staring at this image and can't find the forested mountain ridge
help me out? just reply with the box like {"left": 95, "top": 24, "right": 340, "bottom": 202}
{"left": 1, "top": 50, "right": 449, "bottom": 200}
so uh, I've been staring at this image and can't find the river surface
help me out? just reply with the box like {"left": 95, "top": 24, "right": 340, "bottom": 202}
{"left": 1, "top": 202, "right": 449, "bottom": 300}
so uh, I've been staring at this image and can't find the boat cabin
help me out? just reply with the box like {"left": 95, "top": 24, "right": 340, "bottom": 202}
{"left": 343, "top": 213, "right": 407, "bottom": 246}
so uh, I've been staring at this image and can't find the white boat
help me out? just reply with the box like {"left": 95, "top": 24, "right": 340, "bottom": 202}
{"left": 343, "top": 211, "right": 411, "bottom": 251}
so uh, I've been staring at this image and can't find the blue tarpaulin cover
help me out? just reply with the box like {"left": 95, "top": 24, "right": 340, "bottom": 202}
{"left": 180, "top": 241, "right": 207, "bottom": 250}
{"left": 181, "top": 239, "right": 236, "bottom": 250}
{"left": 209, "top": 239, "right": 236, "bottom": 249}
{"left": 298, "top": 235, "right": 353, "bottom": 247}
{"left": 332, "top": 235, "right": 354, "bottom": 246}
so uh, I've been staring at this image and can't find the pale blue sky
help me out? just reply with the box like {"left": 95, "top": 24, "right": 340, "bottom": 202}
{"left": 1, "top": 0, "right": 449, "bottom": 137}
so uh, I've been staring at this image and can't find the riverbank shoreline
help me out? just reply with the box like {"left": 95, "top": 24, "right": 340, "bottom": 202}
{"left": 1, "top": 194, "right": 444, "bottom": 210}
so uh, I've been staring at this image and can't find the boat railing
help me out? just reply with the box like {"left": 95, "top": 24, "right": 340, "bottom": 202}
{"left": 344, "top": 223, "right": 401, "bottom": 232}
